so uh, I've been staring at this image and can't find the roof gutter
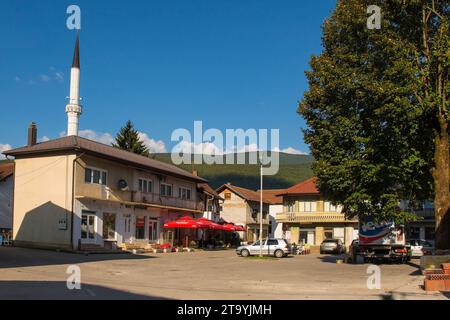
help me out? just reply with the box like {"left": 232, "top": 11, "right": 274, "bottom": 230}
{"left": 70, "top": 151, "right": 85, "bottom": 251}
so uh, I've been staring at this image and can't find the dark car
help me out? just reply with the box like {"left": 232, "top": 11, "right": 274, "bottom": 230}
{"left": 320, "top": 239, "right": 345, "bottom": 254}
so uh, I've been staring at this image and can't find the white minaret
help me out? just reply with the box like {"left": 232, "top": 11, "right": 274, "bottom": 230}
{"left": 65, "top": 34, "right": 82, "bottom": 136}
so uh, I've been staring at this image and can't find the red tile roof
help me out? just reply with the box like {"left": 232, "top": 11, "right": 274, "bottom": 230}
{"left": 256, "top": 189, "right": 285, "bottom": 204}
{"left": 278, "top": 177, "right": 319, "bottom": 196}
{"left": 216, "top": 184, "right": 273, "bottom": 204}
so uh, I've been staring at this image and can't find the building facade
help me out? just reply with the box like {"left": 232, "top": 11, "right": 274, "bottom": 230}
{"left": 198, "top": 183, "right": 223, "bottom": 222}
{"left": 257, "top": 189, "right": 285, "bottom": 239}
{"left": 401, "top": 200, "right": 436, "bottom": 245}
{"left": 275, "top": 177, "right": 358, "bottom": 248}
{"left": 216, "top": 184, "right": 271, "bottom": 242}
{"left": 4, "top": 135, "right": 207, "bottom": 251}
{"left": 0, "top": 162, "right": 13, "bottom": 232}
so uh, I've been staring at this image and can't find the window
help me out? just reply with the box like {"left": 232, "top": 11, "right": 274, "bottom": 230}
{"left": 324, "top": 228, "right": 333, "bottom": 239}
{"left": 135, "top": 216, "right": 146, "bottom": 239}
{"left": 325, "top": 201, "right": 337, "bottom": 212}
{"left": 85, "top": 167, "right": 107, "bottom": 185}
{"left": 286, "top": 201, "right": 295, "bottom": 212}
{"left": 102, "top": 213, "right": 116, "bottom": 240}
{"left": 224, "top": 192, "right": 231, "bottom": 200}
{"left": 179, "top": 187, "right": 191, "bottom": 200}
{"left": 267, "top": 239, "right": 278, "bottom": 246}
{"left": 300, "top": 201, "right": 316, "bottom": 212}
{"left": 160, "top": 183, "right": 173, "bottom": 197}
{"left": 138, "top": 178, "right": 152, "bottom": 193}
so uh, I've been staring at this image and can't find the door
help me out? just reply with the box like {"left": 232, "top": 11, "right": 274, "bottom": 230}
{"left": 148, "top": 219, "right": 158, "bottom": 242}
{"left": 250, "top": 240, "right": 268, "bottom": 255}
{"left": 122, "top": 214, "right": 132, "bottom": 243}
{"left": 267, "top": 239, "right": 278, "bottom": 255}
{"left": 307, "top": 231, "right": 315, "bottom": 245}
{"left": 103, "top": 213, "right": 116, "bottom": 241}
{"left": 81, "top": 211, "right": 96, "bottom": 243}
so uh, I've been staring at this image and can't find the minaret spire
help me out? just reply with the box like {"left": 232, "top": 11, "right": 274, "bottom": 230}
{"left": 66, "top": 33, "right": 82, "bottom": 136}
{"left": 72, "top": 33, "right": 80, "bottom": 69}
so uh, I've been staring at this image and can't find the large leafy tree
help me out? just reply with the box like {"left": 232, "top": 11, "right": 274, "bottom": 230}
{"left": 299, "top": 0, "right": 449, "bottom": 248}
{"left": 112, "top": 120, "right": 150, "bottom": 157}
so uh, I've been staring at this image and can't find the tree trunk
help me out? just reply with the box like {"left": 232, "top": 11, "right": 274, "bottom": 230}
{"left": 434, "top": 115, "right": 450, "bottom": 250}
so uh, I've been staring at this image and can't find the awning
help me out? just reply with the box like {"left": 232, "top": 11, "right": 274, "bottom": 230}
{"left": 163, "top": 216, "right": 200, "bottom": 229}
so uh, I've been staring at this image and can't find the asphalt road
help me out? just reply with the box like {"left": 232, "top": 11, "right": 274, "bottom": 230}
{"left": 0, "top": 246, "right": 447, "bottom": 300}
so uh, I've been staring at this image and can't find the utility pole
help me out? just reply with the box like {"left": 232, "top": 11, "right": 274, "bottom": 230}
{"left": 259, "top": 164, "right": 263, "bottom": 257}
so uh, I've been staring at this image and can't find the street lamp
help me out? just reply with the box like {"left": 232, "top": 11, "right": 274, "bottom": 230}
{"left": 259, "top": 164, "right": 263, "bottom": 257}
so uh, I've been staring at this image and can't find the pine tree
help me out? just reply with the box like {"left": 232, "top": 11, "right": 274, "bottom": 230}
{"left": 112, "top": 120, "right": 150, "bottom": 157}
{"left": 298, "top": 0, "right": 449, "bottom": 248}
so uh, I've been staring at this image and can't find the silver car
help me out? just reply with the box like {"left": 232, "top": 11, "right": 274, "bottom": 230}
{"left": 236, "top": 238, "right": 291, "bottom": 258}
{"left": 320, "top": 239, "right": 345, "bottom": 254}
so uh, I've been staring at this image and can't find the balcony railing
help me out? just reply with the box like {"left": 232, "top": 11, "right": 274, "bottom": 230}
{"left": 77, "top": 186, "right": 202, "bottom": 211}
{"left": 276, "top": 211, "right": 357, "bottom": 223}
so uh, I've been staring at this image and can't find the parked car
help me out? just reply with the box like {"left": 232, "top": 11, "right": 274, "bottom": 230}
{"left": 320, "top": 239, "right": 345, "bottom": 254}
{"left": 236, "top": 238, "right": 291, "bottom": 258}
{"left": 407, "top": 239, "right": 434, "bottom": 257}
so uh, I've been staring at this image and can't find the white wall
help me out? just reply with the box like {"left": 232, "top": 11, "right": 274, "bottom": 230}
{"left": 269, "top": 204, "right": 283, "bottom": 238}
{"left": 0, "top": 175, "right": 12, "bottom": 229}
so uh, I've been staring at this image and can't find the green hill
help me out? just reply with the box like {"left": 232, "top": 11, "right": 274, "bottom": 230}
{"left": 1, "top": 153, "right": 313, "bottom": 190}
{"left": 153, "top": 152, "right": 314, "bottom": 190}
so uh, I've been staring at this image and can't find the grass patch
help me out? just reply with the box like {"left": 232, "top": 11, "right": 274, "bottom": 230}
{"left": 244, "top": 255, "right": 279, "bottom": 260}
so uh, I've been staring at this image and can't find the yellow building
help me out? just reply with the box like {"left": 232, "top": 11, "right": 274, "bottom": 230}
{"left": 4, "top": 132, "right": 208, "bottom": 251}
{"left": 275, "top": 177, "right": 358, "bottom": 249}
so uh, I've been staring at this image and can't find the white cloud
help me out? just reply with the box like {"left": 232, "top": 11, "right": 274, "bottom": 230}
{"left": 278, "top": 147, "right": 308, "bottom": 155}
{"left": 0, "top": 144, "right": 12, "bottom": 159}
{"left": 173, "top": 141, "right": 223, "bottom": 155}
{"left": 40, "top": 74, "right": 50, "bottom": 82}
{"left": 78, "top": 130, "right": 115, "bottom": 145}
{"left": 55, "top": 72, "right": 64, "bottom": 82}
{"left": 59, "top": 129, "right": 167, "bottom": 154}
{"left": 14, "top": 76, "right": 20, "bottom": 82}
{"left": 171, "top": 142, "right": 307, "bottom": 156}
{"left": 40, "top": 136, "right": 50, "bottom": 142}
{"left": 138, "top": 132, "right": 167, "bottom": 153}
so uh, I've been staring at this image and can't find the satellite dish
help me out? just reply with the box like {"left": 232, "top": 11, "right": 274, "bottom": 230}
{"left": 118, "top": 179, "right": 128, "bottom": 191}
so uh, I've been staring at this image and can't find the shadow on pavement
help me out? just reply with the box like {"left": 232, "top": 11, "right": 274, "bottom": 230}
{"left": 0, "top": 280, "right": 168, "bottom": 300}
{"left": 316, "top": 255, "right": 345, "bottom": 263}
{"left": 0, "top": 246, "right": 156, "bottom": 269}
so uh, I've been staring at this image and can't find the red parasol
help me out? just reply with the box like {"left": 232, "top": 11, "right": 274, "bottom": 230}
{"left": 163, "top": 216, "right": 200, "bottom": 229}
{"left": 197, "top": 218, "right": 225, "bottom": 230}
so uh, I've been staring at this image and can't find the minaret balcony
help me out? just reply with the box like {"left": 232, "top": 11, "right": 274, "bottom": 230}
{"left": 66, "top": 104, "right": 83, "bottom": 114}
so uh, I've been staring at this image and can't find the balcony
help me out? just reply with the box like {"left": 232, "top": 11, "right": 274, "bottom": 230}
{"left": 276, "top": 212, "right": 357, "bottom": 223}
{"left": 133, "top": 191, "right": 201, "bottom": 211}
{"left": 76, "top": 186, "right": 202, "bottom": 211}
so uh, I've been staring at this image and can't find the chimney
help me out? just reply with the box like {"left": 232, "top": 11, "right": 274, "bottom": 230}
{"left": 28, "top": 122, "right": 37, "bottom": 147}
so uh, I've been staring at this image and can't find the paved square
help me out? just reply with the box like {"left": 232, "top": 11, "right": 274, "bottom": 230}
{"left": 0, "top": 247, "right": 447, "bottom": 300}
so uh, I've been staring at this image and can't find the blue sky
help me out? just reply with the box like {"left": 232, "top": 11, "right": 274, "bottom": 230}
{"left": 0, "top": 0, "right": 336, "bottom": 156}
